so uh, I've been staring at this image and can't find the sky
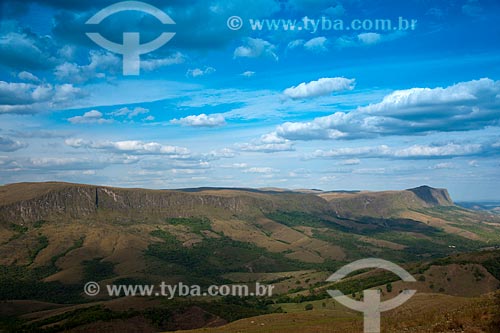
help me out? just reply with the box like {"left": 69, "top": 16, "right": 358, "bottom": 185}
{"left": 0, "top": 0, "right": 499, "bottom": 201}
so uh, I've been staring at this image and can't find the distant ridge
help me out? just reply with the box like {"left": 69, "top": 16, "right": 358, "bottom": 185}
{"left": 0, "top": 182, "right": 454, "bottom": 223}
{"left": 322, "top": 185, "right": 454, "bottom": 218}
{"left": 407, "top": 185, "right": 453, "bottom": 206}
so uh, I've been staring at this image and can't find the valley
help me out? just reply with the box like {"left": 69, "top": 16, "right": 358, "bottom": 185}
{"left": 0, "top": 182, "right": 499, "bottom": 332}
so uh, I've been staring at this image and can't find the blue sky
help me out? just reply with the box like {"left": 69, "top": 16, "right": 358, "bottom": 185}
{"left": 0, "top": 0, "right": 499, "bottom": 201}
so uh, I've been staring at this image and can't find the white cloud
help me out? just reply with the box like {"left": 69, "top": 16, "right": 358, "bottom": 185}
{"left": 53, "top": 84, "right": 84, "bottom": 104}
{"left": 28, "top": 157, "right": 95, "bottom": 168}
{"left": 394, "top": 144, "right": 482, "bottom": 158}
{"left": 23, "top": 155, "right": 139, "bottom": 171}
{"left": 17, "top": 71, "right": 40, "bottom": 83}
{"left": 0, "top": 81, "right": 84, "bottom": 114}
{"left": 468, "top": 160, "right": 479, "bottom": 167}
{"left": 234, "top": 38, "right": 278, "bottom": 61}
{"left": 58, "top": 45, "right": 75, "bottom": 60}
{"left": 336, "top": 31, "right": 405, "bottom": 49}
{"left": 110, "top": 107, "right": 149, "bottom": 119}
{"left": 431, "top": 162, "right": 455, "bottom": 169}
{"left": 141, "top": 52, "right": 186, "bottom": 71}
{"left": 204, "top": 148, "right": 238, "bottom": 160}
{"left": 65, "top": 138, "right": 191, "bottom": 156}
{"left": 239, "top": 132, "right": 295, "bottom": 153}
{"left": 357, "top": 32, "right": 382, "bottom": 45}
{"left": 283, "top": 77, "right": 355, "bottom": 99}
{"left": 287, "top": 39, "right": 304, "bottom": 50}
{"left": 54, "top": 51, "right": 120, "bottom": 84}
{"left": 0, "top": 136, "right": 28, "bottom": 152}
{"left": 323, "top": 4, "right": 345, "bottom": 17}
{"left": 288, "top": 37, "right": 328, "bottom": 52}
{"left": 0, "top": 81, "right": 50, "bottom": 105}
{"left": 352, "top": 168, "right": 386, "bottom": 175}
{"left": 0, "top": 29, "right": 57, "bottom": 71}
{"left": 68, "top": 110, "right": 113, "bottom": 124}
{"left": 244, "top": 167, "right": 277, "bottom": 174}
{"left": 311, "top": 143, "right": 484, "bottom": 159}
{"left": 186, "top": 67, "right": 216, "bottom": 78}
{"left": 239, "top": 142, "right": 295, "bottom": 153}
{"left": 275, "top": 118, "right": 347, "bottom": 140}
{"left": 338, "top": 158, "right": 361, "bottom": 165}
{"left": 320, "top": 175, "right": 337, "bottom": 183}
{"left": 171, "top": 114, "right": 226, "bottom": 127}
{"left": 241, "top": 71, "right": 256, "bottom": 77}
{"left": 272, "top": 78, "right": 500, "bottom": 141}
{"left": 227, "top": 163, "right": 248, "bottom": 169}
{"left": 304, "top": 37, "right": 328, "bottom": 52}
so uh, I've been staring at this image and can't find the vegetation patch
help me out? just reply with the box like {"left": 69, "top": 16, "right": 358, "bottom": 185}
{"left": 145, "top": 233, "right": 320, "bottom": 284}
{"left": 8, "top": 223, "right": 28, "bottom": 241}
{"left": 28, "top": 235, "right": 49, "bottom": 264}
{"left": 0, "top": 265, "right": 82, "bottom": 303}
{"left": 82, "top": 258, "right": 116, "bottom": 282}
{"left": 50, "top": 237, "right": 85, "bottom": 269}
{"left": 165, "top": 216, "right": 212, "bottom": 235}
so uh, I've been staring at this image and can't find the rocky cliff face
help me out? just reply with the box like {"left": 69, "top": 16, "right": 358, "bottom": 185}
{"left": 326, "top": 186, "right": 454, "bottom": 218}
{"left": 407, "top": 185, "right": 454, "bottom": 206}
{"left": 0, "top": 182, "right": 456, "bottom": 224}
{"left": 0, "top": 182, "right": 329, "bottom": 224}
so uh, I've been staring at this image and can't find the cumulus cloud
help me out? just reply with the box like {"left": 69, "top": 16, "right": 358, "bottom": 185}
{"left": 468, "top": 160, "right": 479, "bottom": 167}
{"left": 65, "top": 138, "right": 191, "bottom": 156}
{"left": 336, "top": 31, "right": 405, "bottom": 49}
{"left": 221, "top": 163, "right": 248, "bottom": 169}
{"left": 55, "top": 51, "right": 185, "bottom": 83}
{"left": 244, "top": 167, "right": 277, "bottom": 174}
{"left": 234, "top": 38, "right": 278, "bottom": 61}
{"left": 68, "top": 110, "right": 113, "bottom": 124}
{"left": 0, "top": 24, "right": 57, "bottom": 70}
{"left": 141, "top": 52, "right": 186, "bottom": 71}
{"left": 206, "top": 148, "right": 238, "bottom": 159}
{"left": 0, "top": 81, "right": 84, "bottom": 114}
{"left": 20, "top": 154, "right": 140, "bottom": 171}
{"left": 283, "top": 77, "right": 355, "bottom": 99}
{"left": 0, "top": 136, "right": 28, "bottom": 151}
{"left": 0, "top": 81, "right": 51, "bottom": 105}
{"left": 338, "top": 158, "right": 360, "bottom": 165}
{"left": 272, "top": 78, "right": 500, "bottom": 141}
{"left": 241, "top": 71, "right": 255, "bottom": 77}
{"left": 310, "top": 142, "right": 492, "bottom": 160}
{"left": 186, "top": 67, "right": 216, "bottom": 78}
{"left": 238, "top": 132, "right": 295, "bottom": 153}
{"left": 17, "top": 71, "right": 40, "bottom": 83}
{"left": 171, "top": 114, "right": 226, "bottom": 127}
{"left": 323, "top": 4, "right": 345, "bottom": 17}
{"left": 287, "top": 39, "right": 305, "bottom": 50}
{"left": 287, "top": 37, "right": 328, "bottom": 52}
{"left": 110, "top": 107, "right": 149, "bottom": 119}
{"left": 357, "top": 32, "right": 382, "bottom": 45}
{"left": 430, "top": 162, "right": 455, "bottom": 169}
{"left": 54, "top": 51, "right": 120, "bottom": 83}
{"left": 304, "top": 36, "right": 328, "bottom": 52}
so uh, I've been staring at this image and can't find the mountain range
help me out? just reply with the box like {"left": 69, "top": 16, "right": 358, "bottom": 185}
{"left": 0, "top": 182, "right": 499, "bottom": 332}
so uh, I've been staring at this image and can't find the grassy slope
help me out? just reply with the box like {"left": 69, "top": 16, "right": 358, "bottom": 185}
{"left": 1, "top": 183, "right": 500, "bottom": 331}
{"left": 167, "top": 293, "right": 499, "bottom": 333}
